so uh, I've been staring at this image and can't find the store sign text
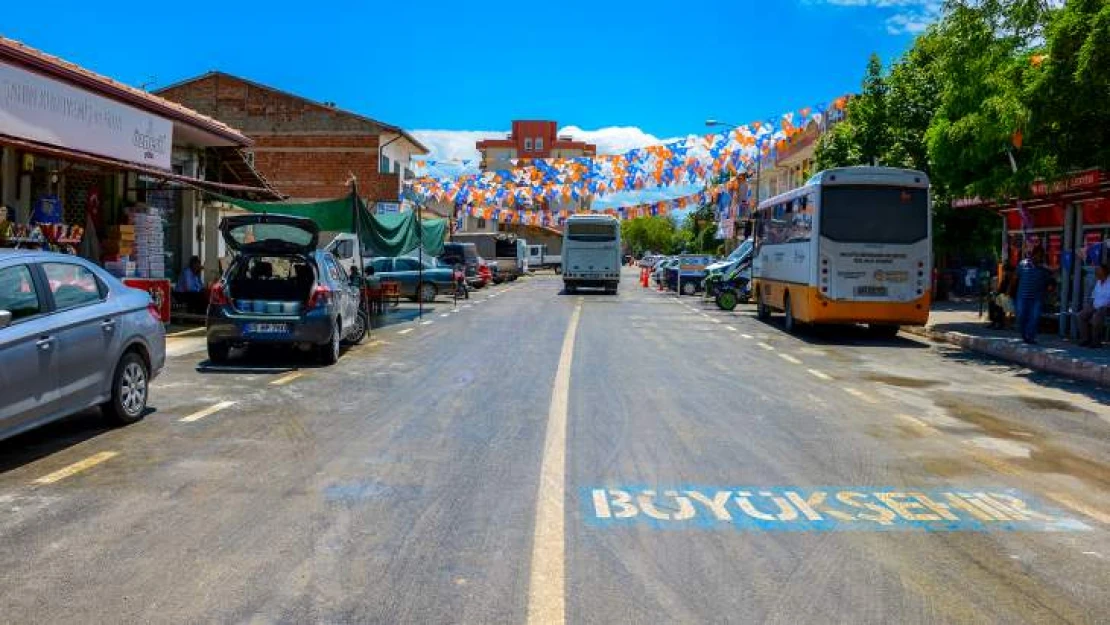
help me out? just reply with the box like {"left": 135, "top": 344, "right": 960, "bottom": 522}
{"left": 0, "top": 60, "right": 172, "bottom": 169}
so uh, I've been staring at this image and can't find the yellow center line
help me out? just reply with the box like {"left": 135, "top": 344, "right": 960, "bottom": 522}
{"left": 896, "top": 413, "right": 940, "bottom": 434}
{"left": 33, "top": 451, "right": 119, "bottom": 485}
{"left": 165, "top": 326, "right": 206, "bottom": 338}
{"left": 757, "top": 342, "right": 775, "bottom": 351}
{"left": 526, "top": 300, "right": 582, "bottom": 625}
{"left": 179, "top": 400, "right": 237, "bottom": 423}
{"left": 778, "top": 353, "right": 802, "bottom": 365}
{"left": 807, "top": 369, "right": 832, "bottom": 380}
{"left": 270, "top": 371, "right": 304, "bottom": 386}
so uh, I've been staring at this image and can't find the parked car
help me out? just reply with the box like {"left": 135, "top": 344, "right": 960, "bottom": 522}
{"left": 206, "top": 214, "right": 366, "bottom": 365}
{"left": 475, "top": 257, "right": 493, "bottom": 289}
{"left": 652, "top": 257, "right": 676, "bottom": 284}
{"left": 665, "top": 255, "right": 714, "bottom": 295}
{"left": 366, "top": 255, "right": 456, "bottom": 302}
{"left": 0, "top": 249, "right": 165, "bottom": 442}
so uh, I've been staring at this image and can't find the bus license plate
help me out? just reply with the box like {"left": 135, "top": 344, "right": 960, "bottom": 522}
{"left": 855, "top": 286, "right": 888, "bottom": 297}
{"left": 246, "top": 323, "right": 289, "bottom": 334}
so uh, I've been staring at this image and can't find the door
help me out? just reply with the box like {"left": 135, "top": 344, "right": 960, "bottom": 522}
{"left": 41, "top": 262, "right": 117, "bottom": 410}
{"left": 322, "top": 255, "right": 357, "bottom": 333}
{"left": 393, "top": 257, "right": 423, "bottom": 297}
{"left": 0, "top": 263, "right": 60, "bottom": 434}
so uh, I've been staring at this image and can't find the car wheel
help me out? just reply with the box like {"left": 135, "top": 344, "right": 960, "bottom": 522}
{"left": 343, "top": 309, "right": 368, "bottom": 345}
{"left": 207, "top": 341, "right": 230, "bottom": 364}
{"left": 565, "top": 283, "right": 576, "bottom": 294}
{"left": 756, "top": 288, "right": 771, "bottom": 321}
{"left": 102, "top": 352, "right": 149, "bottom": 425}
{"left": 681, "top": 281, "right": 697, "bottom": 296}
{"left": 417, "top": 282, "right": 437, "bottom": 303}
{"left": 783, "top": 292, "right": 797, "bottom": 334}
{"left": 319, "top": 319, "right": 341, "bottom": 365}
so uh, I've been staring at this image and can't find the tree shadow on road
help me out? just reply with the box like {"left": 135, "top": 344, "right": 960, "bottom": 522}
{"left": 928, "top": 344, "right": 1110, "bottom": 406}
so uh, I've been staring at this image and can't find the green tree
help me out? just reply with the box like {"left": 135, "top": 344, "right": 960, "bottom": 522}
{"left": 853, "top": 53, "right": 891, "bottom": 165}
{"left": 621, "top": 215, "right": 677, "bottom": 255}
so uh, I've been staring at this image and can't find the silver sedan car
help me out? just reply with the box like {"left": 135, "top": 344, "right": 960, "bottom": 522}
{"left": 0, "top": 249, "right": 165, "bottom": 442}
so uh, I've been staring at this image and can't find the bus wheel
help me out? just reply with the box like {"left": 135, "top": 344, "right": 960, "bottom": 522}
{"left": 756, "top": 288, "right": 771, "bottom": 321}
{"left": 783, "top": 292, "right": 797, "bottom": 334}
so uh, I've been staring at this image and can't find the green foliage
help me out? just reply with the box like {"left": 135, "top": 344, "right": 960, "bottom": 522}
{"left": 621, "top": 215, "right": 676, "bottom": 255}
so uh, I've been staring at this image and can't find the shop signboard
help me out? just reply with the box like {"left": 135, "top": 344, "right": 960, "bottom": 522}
{"left": 0, "top": 61, "right": 173, "bottom": 170}
{"left": 1031, "top": 169, "right": 1101, "bottom": 197}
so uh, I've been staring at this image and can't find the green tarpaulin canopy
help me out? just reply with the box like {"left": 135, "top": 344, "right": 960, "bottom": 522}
{"left": 212, "top": 192, "right": 446, "bottom": 257}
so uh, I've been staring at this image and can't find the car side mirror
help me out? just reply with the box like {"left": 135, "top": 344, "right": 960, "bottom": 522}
{"left": 0, "top": 310, "right": 12, "bottom": 329}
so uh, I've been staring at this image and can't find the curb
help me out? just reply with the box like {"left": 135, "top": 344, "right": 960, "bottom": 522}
{"left": 902, "top": 325, "right": 1110, "bottom": 388}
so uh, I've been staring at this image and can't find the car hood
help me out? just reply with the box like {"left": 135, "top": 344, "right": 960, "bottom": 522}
{"left": 220, "top": 213, "right": 320, "bottom": 255}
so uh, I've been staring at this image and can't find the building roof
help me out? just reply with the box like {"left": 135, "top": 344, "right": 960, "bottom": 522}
{"left": 0, "top": 36, "right": 253, "bottom": 147}
{"left": 154, "top": 71, "right": 430, "bottom": 155}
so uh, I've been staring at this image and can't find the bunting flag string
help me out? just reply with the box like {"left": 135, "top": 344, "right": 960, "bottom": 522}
{"left": 405, "top": 96, "right": 850, "bottom": 219}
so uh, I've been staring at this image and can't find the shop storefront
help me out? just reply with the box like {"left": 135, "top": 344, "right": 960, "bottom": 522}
{"left": 1, "top": 37, "right": 279, "bottom": 320}
{"left": 961, "top": 169, "right": 1109, "bottom": 337}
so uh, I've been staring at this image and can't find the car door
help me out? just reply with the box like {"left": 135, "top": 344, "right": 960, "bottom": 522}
{"left": 324, "top": 254, "right": 358, "bottom": 329}
{"left": 0, "top": 262, "right": 60, "bottom": 435}
{"left": 40, "top": 261, "right": 118, "bottom": 411}
{"left": 395, "top": 258, "right": 425, "bottom": 297}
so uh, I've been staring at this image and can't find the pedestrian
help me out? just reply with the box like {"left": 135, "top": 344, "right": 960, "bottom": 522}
{"left": 1077, "top": 263, "right": 1110, "bottom": 347}
{"left": 174, "top": 255, "right": 206, "bottom": 314}
{"left": 988, "top": 263, "right": 1016, "bottom": 329}
{"left": 1015, "top": 247, "right": 1053, "bottom": 345}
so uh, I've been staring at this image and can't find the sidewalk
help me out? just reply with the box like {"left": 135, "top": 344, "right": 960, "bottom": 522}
{"left": 903, "top": 300, "right": 1110, "bottom": 388}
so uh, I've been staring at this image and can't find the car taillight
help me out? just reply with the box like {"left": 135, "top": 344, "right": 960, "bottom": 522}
{"left": 307, "top": 285, "right": 332, "bottom": 309}
{"left": 209, "top": 282, "right": 230, "bottom": 306}
{"left": 147, "top": 302, "right": 162, "bottom": 323}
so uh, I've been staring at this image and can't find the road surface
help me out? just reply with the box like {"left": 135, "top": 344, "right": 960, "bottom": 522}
{"left": 2, "top": 268, "right": 1108, "bottom": 624}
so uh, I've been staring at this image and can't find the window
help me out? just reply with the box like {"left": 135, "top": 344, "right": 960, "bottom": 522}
{"left": 535, "top": 137, "right": 543, "bottom": 151}
{"left": 395, "top": 258, "right": 422, "bottom": 272}
{"left": 477, "top": 217, "right": 487, "bottom": 229}
{"left": 371, "top": 258, "right": 392, "bottom": 274}
{"left": 380, "top": 154, "right": 391, "bottom": 173}
{"left": 323, "top": 256, "right": 345, "bottom": 283}
{"left": 820, "top": 186, "right": 928, "bottom": 244}
{"left": 0, "top": 265, "right": 43, "bottom": 322}
{"left": 332, "top": 239, "right": 354, "bottom": 260}
{"left": 43, "top": 263, "right": 103, "bottom": 309}
{"left": 567, "top": 222, "right": 618, "bottom": 242}
{"left": 524, "top": 138, "right": 533, "bottom": 151}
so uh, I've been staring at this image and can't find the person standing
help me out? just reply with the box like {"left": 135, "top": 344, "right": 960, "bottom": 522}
{"left": 1077, "top": 263, "right": 1110, "bottom": 347}
{"left": 1015, "top": 248, "right": 1053, "bottom": 344}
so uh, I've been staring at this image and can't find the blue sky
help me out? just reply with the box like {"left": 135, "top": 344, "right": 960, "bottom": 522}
{"left": 3, "top": 0, "right": 937, "bottom": 165}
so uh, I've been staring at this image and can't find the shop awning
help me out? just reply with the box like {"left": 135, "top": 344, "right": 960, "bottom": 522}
{"left": 955, "top": 169, "right": 1109, "bottom": 213}
{"left": 0, "top": 134, "right": 283, "bottom": 200}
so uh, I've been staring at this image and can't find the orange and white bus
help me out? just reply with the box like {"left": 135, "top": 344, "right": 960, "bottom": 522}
{"left": 752, "top": 166, "right": 931, "bottom": 337}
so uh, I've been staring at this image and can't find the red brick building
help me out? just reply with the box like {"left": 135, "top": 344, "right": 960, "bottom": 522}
{"left": 155, "top": 72, "right": 427, "bottom": 203}
{"left": 476, "top": 120, "right": 596, "bottom": 171}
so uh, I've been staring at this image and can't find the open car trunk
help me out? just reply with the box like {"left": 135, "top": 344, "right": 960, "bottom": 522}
{"left": 227, "top": 255, "right": 316, "bottom": 315}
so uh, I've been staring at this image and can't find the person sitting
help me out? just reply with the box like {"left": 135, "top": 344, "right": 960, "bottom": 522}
{"left": 1077, "top": 263, "right": 1110, "bottom": 348}
{"left": 174, "top": 255, "right": 206, "bottom": 314}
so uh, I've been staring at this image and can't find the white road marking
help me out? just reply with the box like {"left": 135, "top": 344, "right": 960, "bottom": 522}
{"left": 1045, "top": 492, "right": 1110, "bottom": 525}
{"left": 757, "top": 342, "right": 775, "bottom": 351}
{"left": 725, "top": 326, "right": 737, "bottom": 332}
{"left": 741, "top": 333, "right": 754, "bottom": 339}
{"left": 807, "top": 369, "right": 832, "bottom": 381}
{"left": 896, "top": 413, "right": 938, "bottom": 433}
{"left": 778, "top": 354, "right": 802, "bottom": 365}
{"left": 843, "top": 387, "right": 879, "bottom": 404}
{"left": 526, "top": 300, "right": 582, "bottom": 625}
{"left": 179, "top": 400, "right": 237, "bottom": 423}
{"left": 440, "top": 313, "right": 450, "bottom": 318}
{"left": 165, "top": 326, "right": 206, "bottom": 338}
{"left": 421, "top": 320, "right": 434, "bottom": 326}
{"left": 398, "top": 328, "right": 414, "bottom": 335}
{"left": 33, "top": 451, "right": 119, "bottom": 485}
{"left": 269, "top": 372, "right": 304, "bottom": 386}
{"left": 709, "top": 318, "right": 722, "bottom": 324}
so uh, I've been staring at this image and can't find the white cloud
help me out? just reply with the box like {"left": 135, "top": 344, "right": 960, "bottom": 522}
{"left": 556, "top": 125, "right": 670, "bottom": 155}
{"left": 410, "top": 129, "right": 504, "bottom": 165}
{"left": 806, "top": 0, "right": 943, "bottom": 35}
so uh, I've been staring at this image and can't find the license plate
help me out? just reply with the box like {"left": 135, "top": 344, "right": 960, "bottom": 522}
{"left": 245, "top": 323, "right": 289, "bottom": 334}
{"left": 855, "top": 286, "right": 888, "bottom": 297}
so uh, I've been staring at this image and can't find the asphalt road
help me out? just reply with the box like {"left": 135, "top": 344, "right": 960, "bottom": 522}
{"left": 1, "top": 268, "right": 1108, "bottom": 624}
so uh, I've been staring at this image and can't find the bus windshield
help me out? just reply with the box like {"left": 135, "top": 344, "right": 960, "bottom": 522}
{"left": 820, "top": 186, "right": 928, "bottom": 244}
{"left": 567, "top": 223, "right": 618, "bottom": 242}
